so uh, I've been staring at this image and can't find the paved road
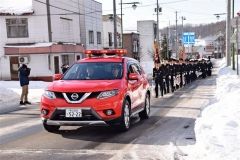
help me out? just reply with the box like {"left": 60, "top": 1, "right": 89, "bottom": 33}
{"left": 0, "top": 73, "right": 217, "bottom": 160}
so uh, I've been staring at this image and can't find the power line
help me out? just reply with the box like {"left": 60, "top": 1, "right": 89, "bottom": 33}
{"left": 34, "top": 0, "right": 79, "bottom": 14}
{"left": 33, "top": 0, "right": 102, "bottom": 16}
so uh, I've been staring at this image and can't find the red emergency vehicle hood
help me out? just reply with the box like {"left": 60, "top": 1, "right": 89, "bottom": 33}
{"left": 47, "top": 80, "right": 122, "bottom": 93}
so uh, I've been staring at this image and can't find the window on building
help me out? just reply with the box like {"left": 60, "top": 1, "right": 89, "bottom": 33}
{"left": 62, "top": 55, "right": 69, "bottom": 65}
{"left": 97, "top": 32, "right": 102, "bottom": 44}
{"left": 133, "top": 40, "right": 138, "bottom": 53}
{"left": 6, "top": 18, "right": 29, "bottom": 38}
{"left": 108, "top": 32, "right": 113, "bottom": 47}
{"left": 89, "top": 30, "right": 94, "bottom": 44}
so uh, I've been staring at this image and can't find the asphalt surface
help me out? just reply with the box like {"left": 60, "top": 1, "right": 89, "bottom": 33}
{"left": 0, "top": 72, "right": 217, "bottom": 160}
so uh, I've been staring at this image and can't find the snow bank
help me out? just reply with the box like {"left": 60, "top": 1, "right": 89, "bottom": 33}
{"left": 0, "top": 82, "right": 20, "bottom": 112}
{"left": 0, "top": 0, "right": 33, "bottom": 15}
{"left": 191, "top": 60, "right": 240, "bottom": 160}
{"left": 0, "top": 81, "right": 49, "bottom": 113}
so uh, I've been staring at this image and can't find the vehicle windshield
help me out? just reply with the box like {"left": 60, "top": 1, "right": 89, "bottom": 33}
{"left": 63, "top": 62, "right": 123, "bottom": 80}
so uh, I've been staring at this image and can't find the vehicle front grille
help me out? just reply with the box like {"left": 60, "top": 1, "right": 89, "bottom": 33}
{"left": 54, "top": 92, "right": 100, "bottom": 100}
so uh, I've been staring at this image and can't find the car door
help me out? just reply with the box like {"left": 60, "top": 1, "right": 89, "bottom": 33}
{"left": 127, "top": 63, "right": 142, "bottom": 110}
{"left": 134, "top": 63, "right": 146, "bottom": 107}
{"left": 127, "top": 63, "right": 140, "bottom": 109}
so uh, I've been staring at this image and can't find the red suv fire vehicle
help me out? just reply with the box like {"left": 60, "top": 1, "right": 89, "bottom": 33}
{"left": 40, "top": 49, "right": 151, "bottom": 132}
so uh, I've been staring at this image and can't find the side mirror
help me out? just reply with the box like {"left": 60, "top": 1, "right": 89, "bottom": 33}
{"left": 53, "top": 74, "right": 63, "bottom": 81}
{"left": 128, "top": 73, "right": 138, "bottom": 80}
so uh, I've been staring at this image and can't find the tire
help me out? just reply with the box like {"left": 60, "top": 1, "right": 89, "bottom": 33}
{"left": 43, "top": 123, "right": 60, "bottom": 133}
{"left": 117, "top": 99, "right": 131, "bottom": 131}
{"left": 139, "top": 94, "right": 150, "bottom": 120}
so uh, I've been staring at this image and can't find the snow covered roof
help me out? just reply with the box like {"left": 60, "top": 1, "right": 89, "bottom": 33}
{"left": 0, "top": 0, "right": 33, "bottom": 15}
{"left": 5, "top": 43, "right": 55, "bottom": 48}
{"left": 194, "top": 39, "right": 206, "bottom": 46}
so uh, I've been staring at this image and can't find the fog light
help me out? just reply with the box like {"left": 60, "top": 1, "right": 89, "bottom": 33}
{"left": 41, "top": 109, "right": 49, "bottom": 115}
{"left": 104, "top": 109, "right": 114, "bottom": 116}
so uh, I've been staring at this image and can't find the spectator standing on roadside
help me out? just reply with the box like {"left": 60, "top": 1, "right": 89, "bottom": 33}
{"left": 18, "top": 64, "right": 31, "bottom": 105}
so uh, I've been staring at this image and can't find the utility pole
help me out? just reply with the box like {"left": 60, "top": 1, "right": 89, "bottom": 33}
{"left": 167, "top": 20, "right": 171, "bottom": 59}
{"left": 232, "top": 0, "right": 235, "bottom": 70}
{"left": 226, "top": 0, "right": 231, "bottom": 66}
{"left": 46, "top": 0, "right": 52, "bottom": 42}
{"left": 236, "top": 15, "right": 239, "bottom": 75}
{"left": 175, "top": 11, "right": 178, "bottom": 59}
{"left": 113, "top": 0, "right": 118, "bottom": 49}
{"left": 156, "top": 0, "right": 159, "bottom": 44}
{"left": 120, "top": 0, "right": 123, "bottom": 48}
{"left": 77, "top": 0, "right": 82, "bottom": 46}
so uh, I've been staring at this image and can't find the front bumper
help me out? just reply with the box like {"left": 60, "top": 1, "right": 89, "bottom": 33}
{"left": 42, "top": 118, "right": 107, "bottom": 126}
{"left": 42, "top": 107, "right": 110, "bottom": 126}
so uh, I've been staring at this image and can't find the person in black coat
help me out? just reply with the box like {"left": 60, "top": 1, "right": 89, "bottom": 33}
{"left": 158, "top": 63, "right": 166, "bottom": 96}
{"left": 207, "top": 60, "right": 213, "bottom": 76}
{"left": 61, "top": 64, "right": 69, "bottom": 74}
{"left": 153, "top": 63, "right": 160, "bottom": 98}
{"left": 18, "top": 64, "right": 31, "bottom": 105}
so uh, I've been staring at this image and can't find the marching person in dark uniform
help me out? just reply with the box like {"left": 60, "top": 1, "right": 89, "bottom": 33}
{"left": 179, "top": 58, "right": 184, "bottom": 87}
{"left": 207, "top": 57, "right": 213, "bottom": 76}
{"left": 153, "top": 63, "right": 160, "bottom": 98}
{"left": 18, "top": 64, "right": 31, "bottom": 105}
{"left": 159, "top": 63, "right": 166, "bottom": 96}
{"left": 200, "top": 59, "right": 207, "bottom": 79}
{"left": 185, "top": 59, "right": 190, "bottom": 84}
{"left": 169, "top": 59, "right": 175, "bottom": 92}
{"left": 165, "top": 61, "right": 170, "bottom": 93}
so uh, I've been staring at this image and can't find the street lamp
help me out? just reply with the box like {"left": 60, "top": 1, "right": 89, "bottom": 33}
{"left": 120, "top": 1, "right": 139, "bottom": 48}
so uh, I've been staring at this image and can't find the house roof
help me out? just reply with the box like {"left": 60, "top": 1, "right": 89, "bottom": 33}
{"left": 0, "top": 0, "right": 33, "bottom": 15}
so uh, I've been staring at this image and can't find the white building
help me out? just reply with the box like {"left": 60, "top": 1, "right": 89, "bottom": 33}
{"left": 102, "top": 15, "right": 122, "bottom": 49}
{"left": 137, "top": 20, "right": 157, "bottom": 76}
{"left": 0, "top": 0, "right": 103, "bottom": 81}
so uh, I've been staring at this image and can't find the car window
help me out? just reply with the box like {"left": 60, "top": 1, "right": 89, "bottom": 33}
{"left": 128, "top": 63, "right": 141, "bottom": 75}
{"left": 63, "top": 62, "right": 123, "bottom": 80}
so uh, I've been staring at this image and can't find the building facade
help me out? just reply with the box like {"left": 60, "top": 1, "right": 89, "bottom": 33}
{"left": 137, "top": 20, "right": 157, "bottom": 76}
{"left": 122, "top": 32, "right": 140, "bottom": 60}
{"left": 102, "top": 15, "right": 122, "bottom": 49}
{"left": 0, "top": 0, "right": 103, "bottom": 81}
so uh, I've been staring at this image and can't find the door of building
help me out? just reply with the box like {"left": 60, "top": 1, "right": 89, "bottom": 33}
{"left": 54, "top": 56, "right": 60, "bottom": 74}
{"left": 10, "top": 56, "right": 20, "bottom": 80}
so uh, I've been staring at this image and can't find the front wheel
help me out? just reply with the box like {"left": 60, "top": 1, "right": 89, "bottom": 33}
{"left": 117, "top": 99, "right": 131, "bottom": 131}
{"left": 139, "top": 94, "right": 150, "bottom": 120}
{"left": 43, "top": 123, "right": 60, "bottom": 133}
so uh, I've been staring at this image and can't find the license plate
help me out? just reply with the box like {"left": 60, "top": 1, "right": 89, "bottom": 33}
{"left": 65, "top": 109, "right": 82, "bottom": 118}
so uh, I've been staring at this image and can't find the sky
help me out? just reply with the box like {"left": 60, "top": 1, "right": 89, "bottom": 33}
{"left": 96, "top": 0, "right": 240, "bottom": 31}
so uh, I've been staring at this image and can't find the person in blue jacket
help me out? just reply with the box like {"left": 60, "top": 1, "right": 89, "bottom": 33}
{"left": 18, "top": 64, "right": 31, "bottom": 105}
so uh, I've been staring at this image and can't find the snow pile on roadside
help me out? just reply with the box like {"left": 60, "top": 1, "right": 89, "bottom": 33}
{"left": 0, "top": 81, "right": 49, "bottom": 112}
{"left": 0, "top": 82, "right": 20, "bottom": 109}
{"left": 192, "top": 65, "right": 240, "bottom": 159}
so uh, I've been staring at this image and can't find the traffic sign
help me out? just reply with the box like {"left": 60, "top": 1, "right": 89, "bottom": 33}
{"left": 183, "top": 32, "right": 195, "bottom": 44}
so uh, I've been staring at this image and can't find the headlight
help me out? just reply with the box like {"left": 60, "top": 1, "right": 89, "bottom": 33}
{"left": 97, "top": 89, "right": 119, "bottom": 99}
{"left": 43, "top": 90, "right": 56, "bottom": 99}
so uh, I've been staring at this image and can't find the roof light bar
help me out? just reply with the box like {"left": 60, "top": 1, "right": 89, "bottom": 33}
{"left": 85, "top": 49, "right": 127, "bottom": 55}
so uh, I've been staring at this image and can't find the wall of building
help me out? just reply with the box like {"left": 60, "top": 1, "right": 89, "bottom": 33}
{"left": 80, "top": 0, "right": 103, "bottom": 49}
{"left": 102, "top": 15, "right": 122, "bottom": 49}
{"left": 137, "top": 20, "right": 155, "bottom": 76}
{"left": 49, "top": 0, "right": 81, "bottom": 43}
